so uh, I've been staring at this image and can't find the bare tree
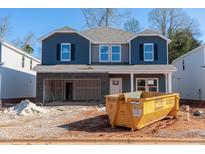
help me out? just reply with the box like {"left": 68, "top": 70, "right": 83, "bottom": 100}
{"left": 148, "top": 9, "right": 200, "bottom": 37}
{"left": 82, "top": 8, "right": 127, "bottom": 28}
{"left": 12, "top": 32, "right": 35, "bottom": 54}
{"left": 124, "top": 18, "right": 140, "bottom": 33}
{"left": 0, "top": 16, "right": 10, "bottom": 38}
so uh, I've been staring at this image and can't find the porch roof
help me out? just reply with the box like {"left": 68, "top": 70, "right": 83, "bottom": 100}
{"left": 34, "top": 64, "right": 176, "bottom": 74}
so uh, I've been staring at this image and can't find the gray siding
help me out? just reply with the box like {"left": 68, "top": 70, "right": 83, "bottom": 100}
{"left": 91, "top": 44, "right": 129, "bottom": 64}
{"left": 42, "top": 33, "right": 90, "bottom": 65}
{"left": 131, "top": 36, "right": 168, "bottom": 64}
{"left": 134, "top": 74, "right": 166, "bottom": 92}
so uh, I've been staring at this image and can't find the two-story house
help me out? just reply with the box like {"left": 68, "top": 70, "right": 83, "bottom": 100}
{"left": 34, "top": 26, "right": 176, "bottom": 104}
{"left": 0, "top": 38, "right": 40, "bottom": 106}
{"left": 172, "top": 45, "right": 205, "bottom": 101}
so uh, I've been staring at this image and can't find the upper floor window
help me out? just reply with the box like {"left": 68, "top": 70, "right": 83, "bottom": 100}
{"left": 30, "top": 59, "right": 32, "bottom": 70}
{"left": 111, "top": 45, "right": 121, "bottom": 62}
{"left": 144, "top": 43, "right": 154, "bottom": 61}
{"left": 22, "top": 56, "right": 25, "bottom": 68}
{"left": 99, "top": 45, "right": 109, "bottom": 62}
{"left": 99, "top": 45, "right": 121, "bottom": 62}
{"left": 182, "top": 59, "right": 185, "bottom": 71}
{"left": 61, "top": 43, "right": 71, "bottom": 61}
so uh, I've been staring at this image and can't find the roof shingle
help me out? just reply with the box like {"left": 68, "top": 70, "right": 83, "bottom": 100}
{"left": 82, "top": 27, "right": 135, "bottom": 43}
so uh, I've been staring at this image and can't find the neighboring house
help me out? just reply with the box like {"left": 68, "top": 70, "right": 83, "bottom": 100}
{"left": 34, "top": 26, "right": 176, "bottom": 104}
{"left": 0, "top": 38, "right": 40, "bottom": 105}
{"left": 172, "top": 45, "right": 205, "bottom": 101}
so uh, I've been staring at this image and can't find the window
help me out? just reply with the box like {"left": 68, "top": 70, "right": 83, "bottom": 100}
{"left": 99, "top": 45, "right": 109, "bottom": 62}
{"left": 136, "top": 78, "right": 158, "bottom": 92}
{"left": 22, "top": 56, "right": 25, "bottom": 68}
{"left": 144, "top": 43, "right": 154, "bottom": 61}
{"left": 182, "top": 59, "right": 185, "bottom": 71}
{"left": 111, "top": 45, "right": 121, "bottom": 62}
{"left": 61, "top": 43, "right": 71, "bottom": 61}
{"left": 30, "top": 59, "right": 32, "bottom": 70}
{"left": 99, "top": 45, "right": 121, "bottom": 62}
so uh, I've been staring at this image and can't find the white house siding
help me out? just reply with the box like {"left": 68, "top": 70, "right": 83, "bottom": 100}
{"left": 0, "top": 42, "right": 40, "bottom": 100}
{"left": 172, "top": 46, "right": 205, "bottom": 100}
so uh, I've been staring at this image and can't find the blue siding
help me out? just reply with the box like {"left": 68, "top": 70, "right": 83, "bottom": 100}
{"left": 42, "top": 33, "right": 90, "bottom": 65}
{"left": 131, "top": 36, "right": 168, "bottom": 64}
{"left": 0, "top": 42, "right": 2, "bottom": 63}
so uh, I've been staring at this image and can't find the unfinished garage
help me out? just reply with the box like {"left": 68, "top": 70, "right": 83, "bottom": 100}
{"left": 36, "top": 73, "right": 109, "bottom": 104}
{"left": 44, "top": 79, "right": 101, "bottom": 103}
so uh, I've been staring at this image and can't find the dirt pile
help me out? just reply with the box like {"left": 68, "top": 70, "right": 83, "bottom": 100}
{"left": 6, "top": 99, "right": 47, "bottom": 116}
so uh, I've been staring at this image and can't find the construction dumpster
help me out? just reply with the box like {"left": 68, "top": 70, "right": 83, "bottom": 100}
{"left": 105, "top": 91, "right": 179, "bottom": 131}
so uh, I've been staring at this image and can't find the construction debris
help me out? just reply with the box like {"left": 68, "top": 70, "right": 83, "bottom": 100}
{"left": 6, "top": 99, "right": 47, "bottom": 116}
{"left": 193, "top": 110, "right": 204, "bottom": 116}
{"left": 0, "top": 104, "right": 205, "bottom": 140}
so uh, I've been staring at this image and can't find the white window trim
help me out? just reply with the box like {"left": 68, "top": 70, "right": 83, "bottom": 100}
{"left": 99, "top": 45, "right": 110, "bottom": 62}
{"left": 136, "top": 78, "right": 159, "bottom": 92}
{"left": 144, "top": 43, "right": 154, "bottom": 62}
{"left": 60, "top": 43, "right": 71, "bottom": 61}
{"left": 111, "top": 45, "right": 121, "bottom": 62}
{"left": 99, "top": 44, "right": 121, "bottom": 62}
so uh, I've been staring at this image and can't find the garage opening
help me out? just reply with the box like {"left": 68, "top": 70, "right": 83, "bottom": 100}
{"left": 43, "top": 79, "right": 101, "bottom": 104}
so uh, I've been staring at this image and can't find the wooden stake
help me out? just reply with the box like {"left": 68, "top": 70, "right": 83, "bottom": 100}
{"left": 186, "top": 105, "right": 190, "bottom": 121}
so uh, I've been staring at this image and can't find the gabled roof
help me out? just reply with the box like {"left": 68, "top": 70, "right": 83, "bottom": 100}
{"left": 40, "top": 26, "right": 92, "bottom": 41}
{"left": 82, "top": 27, "right": 135, "bottom": 44}
{"left": 1, "top": 39, "right": 40, "bottom": 63}
{"left": 55, "top": 26, "right": 76, "bottom": 31}
{"left": 40, "top": 26, "right": 171, "bottom": 44}
{"left": 128, "top": 29, "right": 171, "bottom": 43}
{"left": 138, "top": 29, "right": 160, "bottom": 35}
{"left": 172, "top": 45, "right": 205, "bottom": 64}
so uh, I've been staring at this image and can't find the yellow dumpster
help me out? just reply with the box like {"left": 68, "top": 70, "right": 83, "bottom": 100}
{"left": 105, "top": 91, "right": 179, "bottom": 131}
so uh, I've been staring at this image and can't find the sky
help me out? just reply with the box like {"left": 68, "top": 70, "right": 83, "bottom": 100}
{"left": 0, "top": 8, "right": 205, "bottom": 59}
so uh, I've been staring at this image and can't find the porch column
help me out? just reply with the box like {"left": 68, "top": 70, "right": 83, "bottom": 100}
{"left": 168, "top": 73, "right": 172, "bottom": 93}
{"left": 130, "top": 73, "right": 134, "bottom": 92}
{"left": 165, "top": 74, "right": 168, "bottom": 93}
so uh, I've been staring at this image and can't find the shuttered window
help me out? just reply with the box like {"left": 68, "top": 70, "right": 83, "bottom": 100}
{"left": 60, "top": 43, "right": 71, "bottom": 61}
{"left": 144, "top": 43, "right": 154, "bottom": 61}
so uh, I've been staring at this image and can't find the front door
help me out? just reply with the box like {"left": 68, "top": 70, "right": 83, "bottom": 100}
{"left": 65, "top": 82, "right": 73, "bottom": 101}
{"left": 110, "top": 78, "right": 122, "bottom": 94}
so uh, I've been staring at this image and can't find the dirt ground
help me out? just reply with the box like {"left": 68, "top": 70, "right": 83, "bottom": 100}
{"left": 0, "top": 103, "right": 205, "bottom": 141}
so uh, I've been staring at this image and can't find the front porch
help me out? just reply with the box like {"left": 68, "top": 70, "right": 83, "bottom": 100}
{"left": 35, "top": 64, "right": 176, "bottom": 105}
{"left": 109, "top": 72, "right": 172, "bottom": 94}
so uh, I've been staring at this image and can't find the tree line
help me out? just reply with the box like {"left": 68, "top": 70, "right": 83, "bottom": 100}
{"left": 0, "top": 9, "right": 202, "bottom": 63}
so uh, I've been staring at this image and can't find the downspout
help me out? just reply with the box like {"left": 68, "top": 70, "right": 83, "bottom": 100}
{"left": 129, "top": 41, "right": 131, "bottom": 64}
{"left": 89, "top": 41, "right": 91, "bottom": 65}
{"left": 166, "top": 41, "right": 169, "bottom": 64}
{"left": 0, "top": 38, "right": 2, "bottom": 65}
